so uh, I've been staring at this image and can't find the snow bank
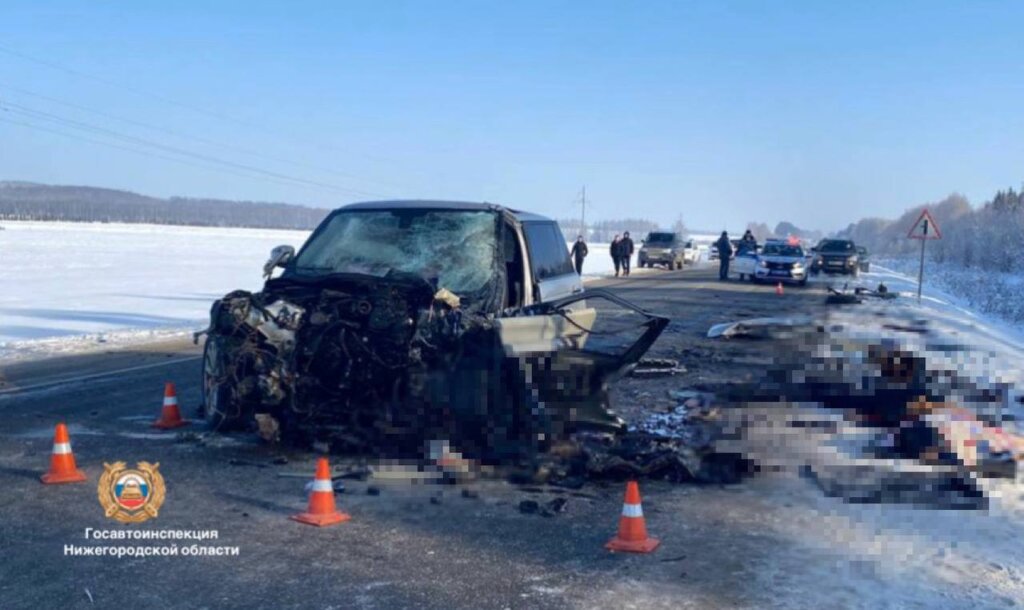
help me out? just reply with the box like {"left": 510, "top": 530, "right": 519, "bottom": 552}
{"left": 879, "top": 257, "right": 1024, "bottom": 328}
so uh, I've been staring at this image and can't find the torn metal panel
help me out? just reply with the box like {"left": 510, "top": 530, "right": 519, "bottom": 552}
{"left": 200, "top": 204, "right": 669, "bottom": 461}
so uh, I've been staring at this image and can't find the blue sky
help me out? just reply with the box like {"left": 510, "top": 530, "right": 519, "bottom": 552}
{"left": 2, "top": 1, "right": 1023, "bottom": 231}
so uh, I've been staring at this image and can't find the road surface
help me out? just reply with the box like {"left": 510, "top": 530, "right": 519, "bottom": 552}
{"left": 1, "top": 265, "right": 1019, "bottom": 609}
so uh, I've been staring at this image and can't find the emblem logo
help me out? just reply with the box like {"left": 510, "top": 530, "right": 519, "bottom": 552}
{"left": 97, "top": 462, "right": 166, "bottom": 523}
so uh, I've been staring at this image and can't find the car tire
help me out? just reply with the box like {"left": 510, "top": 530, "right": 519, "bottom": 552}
{"left": 798, "top": 278, "right": 808, "bottom": 287}
{"left": 676, "top": 261, "right": 683, "bottom": 270}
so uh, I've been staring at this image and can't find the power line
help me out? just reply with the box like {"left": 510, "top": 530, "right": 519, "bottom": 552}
{"left": 1, "top": 101, "right": 383, "bottom": 198}
{"left": 0, "top": 82, "right": 412, "bottom": 194}
{"left": 0, "top": 43, "right": 417, "bottom": 182}
{"left": 0, "top": 116, "right": 317, "bottom": 190}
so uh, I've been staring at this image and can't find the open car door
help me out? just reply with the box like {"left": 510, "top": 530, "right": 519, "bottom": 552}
{"left": 495, "top": 289, "right": 669, "bottom": 435}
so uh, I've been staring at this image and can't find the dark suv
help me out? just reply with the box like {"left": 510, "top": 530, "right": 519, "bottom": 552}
{"left": 811, "top": 239, "right": 861, "bottom": 276}
{"left": 200, "top": 201, "right": 668, "bottom": 459}
{"left": 638, "top": 232, "right": 685, "bottom": 269}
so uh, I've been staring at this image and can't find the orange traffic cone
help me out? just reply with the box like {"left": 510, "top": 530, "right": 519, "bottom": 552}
{"left": 41, "top": 423, "right": 87, "bottom": 484}
{"left": 153, "top": 382, "right": 189, "bottom": 429}
{"left": 291, "top": 457, "right": 350, "bottom": 527}
{"left": 605, "top": 480, "right": 659, "bottom": 553}
{"left": 775, "top": 282, "right": 784, "bottom": 296}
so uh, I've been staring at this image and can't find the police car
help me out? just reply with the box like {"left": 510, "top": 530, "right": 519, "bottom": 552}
{"left": 751, "top": 239, "right": 808, "bottom": 285}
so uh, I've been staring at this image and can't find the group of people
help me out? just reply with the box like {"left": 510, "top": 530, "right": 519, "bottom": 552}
{"left": 713, "top": 229, "right": 757, "bottom": 280}
{"left": 569, "top": 231, "right": 635, "bottom": 277}
{"left": 609, "top": 232, "right": 634, "bottom": 277}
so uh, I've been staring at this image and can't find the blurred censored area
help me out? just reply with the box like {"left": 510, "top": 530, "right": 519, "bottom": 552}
{"left": 718, "top": 306, "right": 1024, "bottom": 510}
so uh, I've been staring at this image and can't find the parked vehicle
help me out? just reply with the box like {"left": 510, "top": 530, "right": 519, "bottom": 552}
{"left": 751, "top": 240, "right": 808, "bottom": 285}
{"left": 681, "top": 240, "right": 700, "bottom": 264}
{"left": 810, "top": 239, "right": 861, "bottom": 276}
{"left": 199, "top": 201, "right": 668, "bottom": 460}
{"left": 731, "top": 244, "right": 760, "bottom": 280}
{"left": 638, "top": 231, "right": 687, "bottom": 269}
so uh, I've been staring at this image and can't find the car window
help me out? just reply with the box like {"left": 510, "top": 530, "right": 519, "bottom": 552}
{"left": 762, "top": 244, "right": 803, "bottom": 256}
{"left": 646, "top": 232, "right": 675, "bottom": 244}
{"left": 819, "top": 240, "right": 855, "bottom": 253}
{"left": 523, "top": 222, "right": 575, "bottom": 280}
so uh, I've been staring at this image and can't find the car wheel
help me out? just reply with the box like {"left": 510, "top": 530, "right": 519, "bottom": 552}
{"left": 202, "top": 336, "right": 244, "bottom": 431}
{"left": 798, "top": 278, "right": 808, "bottom": 287}
{"left": 676, "top": 261, "right": 683, "bottom": 270}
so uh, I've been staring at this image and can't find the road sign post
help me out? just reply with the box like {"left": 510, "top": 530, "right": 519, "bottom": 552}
{"left": 907, "top": 208, "right": 942, "bottom": 303}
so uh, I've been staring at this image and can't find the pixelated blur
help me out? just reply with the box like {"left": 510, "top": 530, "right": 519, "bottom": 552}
{"left": 6, "top": 5, "right": 1024, "bottom": 606}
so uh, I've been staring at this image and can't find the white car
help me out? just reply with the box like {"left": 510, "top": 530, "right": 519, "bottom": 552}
{"left": 681, "top": 240, "right": 700, "bottom": 264}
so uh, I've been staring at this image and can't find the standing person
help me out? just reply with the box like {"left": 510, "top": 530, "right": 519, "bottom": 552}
{"left": 610, "top": 234, "right": 622, "bottom": 277}
{"left": 740, "top": 229, "right": 757, "bottom": 254}
{"left": 620, "top": 231, "right": 635, "bottom": 277}
{"left": 570, "top": 235, "right": 589, "bottom": 275}
{"left": 715, "top": 231, "right": 733, "bottom": 280}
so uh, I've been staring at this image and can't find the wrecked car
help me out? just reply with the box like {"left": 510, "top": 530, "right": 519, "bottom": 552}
{"left": 199, "top": 201, "right": 668, "bottom": 460}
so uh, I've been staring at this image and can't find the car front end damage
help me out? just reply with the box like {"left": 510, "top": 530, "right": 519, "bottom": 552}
{"left": 198, "top": 207, "right": 668, "bottom": 462}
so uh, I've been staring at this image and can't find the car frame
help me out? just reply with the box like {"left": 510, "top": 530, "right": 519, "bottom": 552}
{"left": 750, "top": 239, "right": 809, "bottom": 285}
{"left": 637, "top": 231, "right": 687, "bottom": 269}
{"left": 199, "top": 200, "right": 669, "bottom": 460}
{"left": 810, "top": 238, "right": 861, "bottom": 277}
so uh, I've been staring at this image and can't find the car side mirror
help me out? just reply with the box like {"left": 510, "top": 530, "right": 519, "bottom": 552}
{"left": 810, "top": 247, "right": 818, "bottom": 253}
{"left": 263, "top": 244, "right": 295, "bottom": 279}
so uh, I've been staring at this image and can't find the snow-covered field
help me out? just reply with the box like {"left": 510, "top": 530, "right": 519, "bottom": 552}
{"left": 0, "top": 221, "right": 660, "bottom": 361}
{"left": 0, "top": 221, "right": 310, "bottom": 360}
{"left": 879, "top": 257, "right": 1024, "bottom": 327}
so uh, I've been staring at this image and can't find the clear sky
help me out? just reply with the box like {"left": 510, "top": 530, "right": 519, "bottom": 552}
{"left": 2, "top": 1, "right": 1023, "bottom": 231}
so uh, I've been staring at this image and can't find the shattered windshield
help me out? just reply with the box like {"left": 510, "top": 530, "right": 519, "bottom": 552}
{"left": 762, "top": 244, "right": 803, "bottom": 257}
{"left": 293, "top": 210, "right": 499, "bottom": 294}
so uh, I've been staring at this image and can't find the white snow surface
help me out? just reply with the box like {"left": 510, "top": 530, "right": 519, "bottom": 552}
{"left": 0, "top": 221, "right": 309, "bottom": 361}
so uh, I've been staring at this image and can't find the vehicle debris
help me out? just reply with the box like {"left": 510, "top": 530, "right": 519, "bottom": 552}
{"left": 749, "top": 314, "right": 1024, "bottom": 507}
{"left": 630, "top": 358, "right": 687, "bottom": 378}
{"left": 199, "top": 202, "right": 669, "bottom": 462}
{"left": 706, "top": 316, "right": 813, "bottom": 340}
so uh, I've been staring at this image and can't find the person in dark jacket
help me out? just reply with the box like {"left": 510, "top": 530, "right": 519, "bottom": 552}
{"left": 738, "top": 229, "right": 757, "bottom": 255}
{"left": 715, "top": 231, "right": 733, "bottom": 280}
{"left": 620, "top": 231, "right": 635, "bottom": 276}
{"left": 610, "top": 234, "right": 622, "bottom": 277}
{"left": 570, "top": 236, "right": 589, "bottom": 275}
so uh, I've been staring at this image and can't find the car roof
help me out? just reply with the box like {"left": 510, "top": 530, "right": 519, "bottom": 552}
{"left": 339, "top": 200, "right": 551, "bottom": 223}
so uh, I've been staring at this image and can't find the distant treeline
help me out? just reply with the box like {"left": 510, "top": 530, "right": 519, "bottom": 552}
{"left": 558, "top": 218, "right": 668, "bottom": 242}
{"left": 836, "top": 187, "right": 1024, "bottom": 273}
{"left": 0, "top": 182, "right": 330, "bottom": 230}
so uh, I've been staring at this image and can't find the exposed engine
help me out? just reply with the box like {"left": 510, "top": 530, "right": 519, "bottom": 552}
{"left": 202, "top": 274, "right": 496, "bottom": 453}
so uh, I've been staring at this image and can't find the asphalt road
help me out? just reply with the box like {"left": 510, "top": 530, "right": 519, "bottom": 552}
{"left": 0, "top": 265, "right": 908, "bottom": 610}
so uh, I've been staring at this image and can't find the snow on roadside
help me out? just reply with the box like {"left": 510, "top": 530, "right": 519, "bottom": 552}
{"left": 878, "top": 257, "right": 1024, "bottom": 328}
{"left": 0, "top": 221, "right": 310, "bottom": 362}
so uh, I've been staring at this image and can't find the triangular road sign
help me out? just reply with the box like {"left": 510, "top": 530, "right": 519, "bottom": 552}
{"left": 907, "top": 208, "right": 942, "bottom": 240}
